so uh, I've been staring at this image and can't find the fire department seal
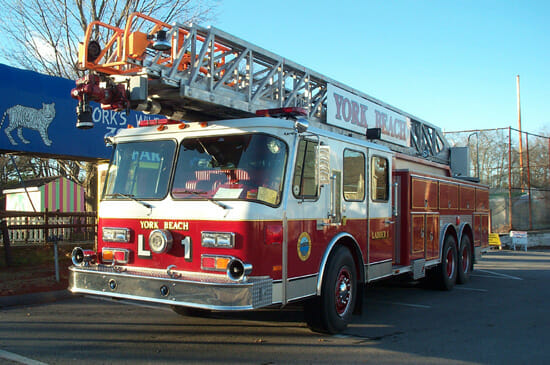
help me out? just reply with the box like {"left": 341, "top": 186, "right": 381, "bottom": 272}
{"left": 297, "top": 232, "right": 312, "bottom": 261}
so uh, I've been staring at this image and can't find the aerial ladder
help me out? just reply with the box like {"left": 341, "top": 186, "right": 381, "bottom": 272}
{"left": 71, "top": 12, "right": 450, "bottom": 165}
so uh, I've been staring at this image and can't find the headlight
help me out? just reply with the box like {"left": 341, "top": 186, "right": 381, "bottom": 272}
{"left": 201, "top": 232, "right": 235, "bottom": 248}
{"left": 102, "top": 227, "right": 130, "bottom": 242}
{"left": 149, "top": 229, "right": 173, "bottom": 253}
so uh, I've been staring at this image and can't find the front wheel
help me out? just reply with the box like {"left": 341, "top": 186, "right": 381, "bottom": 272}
{"left": 305, "top": 246, "right": 357, "bottom": 334}
{"left": 457, "top": 234, "right": 473, "bottom": 284}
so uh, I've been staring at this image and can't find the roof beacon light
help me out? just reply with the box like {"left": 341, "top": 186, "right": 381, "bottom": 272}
{"left": 138, "top": 118, "right": 180, "bottom": 127}
{"left": 255, "top": 107, "right": 307, "bottom": 118}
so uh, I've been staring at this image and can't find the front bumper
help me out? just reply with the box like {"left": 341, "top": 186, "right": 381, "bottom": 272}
{"left": 69, "top": 265, "right": 273, "bottom": 310}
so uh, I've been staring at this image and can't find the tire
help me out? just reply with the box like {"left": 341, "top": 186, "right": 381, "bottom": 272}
{"left": 435, "top": 235, "right": 458, "bottom": 291}
{"left": 305, "top": 246, "right": 357, "bottom": 334}
{"left": 457, "top": 234, "right": 473, "bottom": 284}
{"left": 171, "top": 305, "right": 211, "bottom": 317}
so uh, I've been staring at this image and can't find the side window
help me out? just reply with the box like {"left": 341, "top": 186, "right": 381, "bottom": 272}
{"left": 293, "top": 139, "right": 318, "bottom": 199}
{"left": 343, "top": 149, "right": 365, "bottom": 201}
{"left": 371, "top": 156, "right": 389, "bottom": 201}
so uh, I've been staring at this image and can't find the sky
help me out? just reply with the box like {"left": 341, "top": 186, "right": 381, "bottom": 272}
{"left": 213, "top": 0, "right": 549, "bottom": 134}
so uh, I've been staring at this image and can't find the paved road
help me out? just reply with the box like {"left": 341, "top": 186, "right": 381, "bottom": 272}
{"left": 0, "top": 250, "right": 549, "bottom": 364}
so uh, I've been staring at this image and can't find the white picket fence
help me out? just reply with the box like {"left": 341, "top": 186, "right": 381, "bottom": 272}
{"left": 1, "top": 211, "right": 96, "bottom": 245}
{"left": 5, "top": 216, "right": 74, "bottom": 243}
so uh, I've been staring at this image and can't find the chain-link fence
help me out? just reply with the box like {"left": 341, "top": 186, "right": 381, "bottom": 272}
{"left": 445, "top": 127, "right": 550, "bottom": 232}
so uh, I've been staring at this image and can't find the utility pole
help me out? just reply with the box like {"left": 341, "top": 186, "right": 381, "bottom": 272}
{"left": 516, "top": 75, "right": 524, "bottom": 191}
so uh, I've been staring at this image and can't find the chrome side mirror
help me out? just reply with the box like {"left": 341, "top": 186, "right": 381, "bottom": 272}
{"left": 104, "top": 134, "right": 115, "bottom": 147}
{"left": 294, "top": 118, "right": 309, "bottom": 133}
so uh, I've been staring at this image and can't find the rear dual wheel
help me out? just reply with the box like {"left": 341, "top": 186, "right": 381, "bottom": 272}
{"left": 434, "top": 235, "right": 458, "bottom": 290}
{"left": 457, "top": 235, "right": 473, "bottom": 284}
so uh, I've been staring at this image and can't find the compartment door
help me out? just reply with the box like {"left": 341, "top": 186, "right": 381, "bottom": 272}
{"left": 411, "top": 213, "right": 426, "bottom": 257}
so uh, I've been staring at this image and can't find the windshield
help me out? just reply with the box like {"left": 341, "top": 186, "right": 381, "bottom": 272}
{"left": 172, "top": 133, "right": 287, "bottom": 206}
{"left": 103, "top": 140, "right": 176, "bottom": 200}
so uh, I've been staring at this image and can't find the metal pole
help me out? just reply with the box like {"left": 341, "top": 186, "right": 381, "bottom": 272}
{"left": 525, "top": 134, "right": 532, "bottom": 230}
{"left": 476, "top": 134, "right": 480, "bottom": 180}
{"left": 468, "top": 132, "right": 479, "bottom": 178}
{"left": 9, "top": 155, "right": 37, "bottom": 212}
{"left": 1, "top": 219, "right": 13, "bottom": 267}
{"left": 508, "top": 127, "right": 512, "bottom": 230}
{"left": 53, "top": 237, "right": 60, "bottom": 282}
{"left": 516, "top": 75, "right": 524, "bottom": 191}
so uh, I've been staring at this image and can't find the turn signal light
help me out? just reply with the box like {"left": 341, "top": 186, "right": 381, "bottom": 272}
{"left": 102, "top": 248, "right": 130, "bottom": 264}
{"left": 102, "top": 249, "right": 114, "bottom": 262}
{"left": 201, "top": 255, "right": 232, "bottom": 272}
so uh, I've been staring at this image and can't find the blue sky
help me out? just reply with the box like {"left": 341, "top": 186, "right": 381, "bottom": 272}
{"left": 214, "top": 0, "right": 549, "bottom": 134}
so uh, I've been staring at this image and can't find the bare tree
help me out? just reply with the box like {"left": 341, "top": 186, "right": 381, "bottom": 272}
{"left": 0, "top": 0, "right": 219, "bottom": 79}
{"left": 0, "top": 0, "right": 219, "bottom": 211}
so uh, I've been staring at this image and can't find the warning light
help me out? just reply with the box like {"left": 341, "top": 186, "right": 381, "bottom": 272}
{"left": 138, "top": 119, "right": 180, "bottom": 127}
{"left": 102, "top": 248, "right": 130, "bottom": 264}
{"left": 265, "top": 224, "right": 283, "bottom": 245}
{"left": 255, "top": 107, "right": 307, "bottom": 118}
{"left": 201, "top": 255, "right": 232, "bottom": 271}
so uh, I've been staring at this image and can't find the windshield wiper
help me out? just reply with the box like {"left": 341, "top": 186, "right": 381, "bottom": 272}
{"left": 173, "top": 189, "right": 230, "bottom": 210}
{"left": 198, "top": 141, "right": 220, "bottom": 167}
{"left": 105, "top": 193, "right": 153, "bottom": 209}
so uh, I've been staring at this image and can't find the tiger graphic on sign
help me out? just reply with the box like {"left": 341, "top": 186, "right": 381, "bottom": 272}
{"left": 1, "top": 102, "right": 56, "bottom": 146}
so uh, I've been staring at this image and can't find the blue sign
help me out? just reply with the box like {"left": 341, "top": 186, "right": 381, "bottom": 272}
{"left": 0, "top": 63, "right": 159, "bottom": 160}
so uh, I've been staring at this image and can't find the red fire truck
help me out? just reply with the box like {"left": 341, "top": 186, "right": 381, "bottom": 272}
{"left": 70, "top": 13, "right": 489, "bottom": 334}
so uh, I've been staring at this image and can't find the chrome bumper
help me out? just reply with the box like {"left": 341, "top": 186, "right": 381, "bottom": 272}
{"left": 69, "top": 265, "right": 273, "bottom": 310}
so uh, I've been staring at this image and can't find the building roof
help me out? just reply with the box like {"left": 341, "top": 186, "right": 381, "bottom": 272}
{"left": 2, "top": 176, "right": 74, "bottom": 193}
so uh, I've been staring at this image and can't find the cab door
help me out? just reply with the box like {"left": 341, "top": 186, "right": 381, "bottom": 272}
{"left": 367, "top": 150, "right": 394, "bottom": 279}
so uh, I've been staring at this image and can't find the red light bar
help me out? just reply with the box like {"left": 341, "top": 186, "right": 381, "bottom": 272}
{"left": 255, "top": 107, "right": 307, "bottom": 118}
{"left": 138, "top": 118, "right": 181, "bottom": 127}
